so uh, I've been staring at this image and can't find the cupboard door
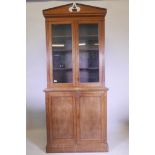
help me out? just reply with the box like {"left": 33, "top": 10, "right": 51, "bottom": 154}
{"left": 78, "top": 23, "right": 100, "bottom": 83}
{"left": 51, "top": 24, "right": 73, "bottom": 83}
{"left": 77, "top": 92, "right": 106, "bottom": 144}
{"left": 48, "top": 93, "right": 76, "bottom": 145}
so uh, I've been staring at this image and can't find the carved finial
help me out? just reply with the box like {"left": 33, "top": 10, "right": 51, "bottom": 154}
{"left": 69, "top": 3, "right": 80, "bottom": 13}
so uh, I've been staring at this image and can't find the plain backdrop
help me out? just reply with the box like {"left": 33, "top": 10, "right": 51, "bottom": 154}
{"left": 26, "top": 0, "right": 129, "bottom": 154}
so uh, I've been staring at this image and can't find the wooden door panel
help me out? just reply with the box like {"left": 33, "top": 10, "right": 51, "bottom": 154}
{"left": 80, "top": 96, "right": 101, "bottom": 139}
{"left": 77, "top": 92, "right": 105, "bottom": 143}
{"left": 51, "top": 97, "right": 73, "bottom": 139}
{"left": 48, "top": 93, "right": 75, "bottom": 144}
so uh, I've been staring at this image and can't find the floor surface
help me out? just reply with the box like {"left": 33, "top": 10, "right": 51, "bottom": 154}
{"left": 27, "top": 123, "right": 128, "bottom": 155}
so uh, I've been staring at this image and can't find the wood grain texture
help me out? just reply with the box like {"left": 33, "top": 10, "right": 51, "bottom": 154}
{"left": 46, "top": 143, "right": 108, "bottom": 153}
{"left": 50, "top": 97, "right": 74, "bottom": 139}
{"left": 47, "top": 92, "right": 76, "bottom": 145}
{"left": 76, "top": 92, "right": 106, "bottom": 144}
{"left": 79, "top": 95, "right": 101, "bottom": 140}
{"left": 43, "top": 3, "right": 107, "bottom": 18}
{"left": 43, "top": 3, "right": 108, "bottom": 152}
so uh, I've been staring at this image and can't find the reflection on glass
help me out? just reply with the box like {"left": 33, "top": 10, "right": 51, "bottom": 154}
{"left": 52, "top": 24, "right": 72, "bottom": 83}
{"left": 79, "top": 24, "right": 99, "bottom": 83}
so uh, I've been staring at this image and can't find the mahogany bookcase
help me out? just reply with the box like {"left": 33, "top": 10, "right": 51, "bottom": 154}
{"left": 43, "top": 3, "right": 108, "bottom": 153}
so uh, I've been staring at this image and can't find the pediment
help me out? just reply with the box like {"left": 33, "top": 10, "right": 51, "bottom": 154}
{"left": 43, "top": 3, "right": 107, "bottom": 18}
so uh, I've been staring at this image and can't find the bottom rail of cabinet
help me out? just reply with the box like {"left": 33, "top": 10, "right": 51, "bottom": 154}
{"left": 46, "top": 143, "right": 109, "bottom": 153}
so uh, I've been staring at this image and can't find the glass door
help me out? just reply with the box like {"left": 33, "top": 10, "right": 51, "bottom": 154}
{"left": 78, "top": 23, "right": 99, "bottom": 83}
{"left": 51, "top": 24, "right": 73, "bottom": 83}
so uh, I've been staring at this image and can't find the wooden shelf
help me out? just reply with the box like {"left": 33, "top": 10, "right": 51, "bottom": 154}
{"left": 52, "top": 35, "right": 72, "bottom": 38}
{"left": 53, "top": 34, "right": 98, "bottom": 38}
{"left": 80, "top": 68, "right": 99, "bottom": 70}
{"left": 53, "top": 68, "right": 72, "bottom": 71}
{"left": 80, "top": 34, "right": 98, "bottom": 37}
{"left": 53, "top": 50, "right": 72, "bottom": 52}
{"left": 79, "top": 49, "right": 99, "bottom": 52}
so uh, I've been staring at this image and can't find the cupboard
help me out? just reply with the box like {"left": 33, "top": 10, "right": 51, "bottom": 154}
{"left": 43, "top": 3, "right": 108, "bottom": 152}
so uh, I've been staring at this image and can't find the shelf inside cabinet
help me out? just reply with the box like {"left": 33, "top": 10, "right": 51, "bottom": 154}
{"left": 80, "top": 34, "right": 98, "bottom": 38}
{"left": 53, "top": 68, "right": 72, "bottom": 71}
{"left": 79, "top": 49, "right": 99, "bottom": 52}
{"left": 53, "top": 50, "right": 72, "bottom": 53}
{"left": 80, "top": 68, "right": 99, "bottom": 70}
{"left": 52, "top": 35, "right": 72, "bottom": 38}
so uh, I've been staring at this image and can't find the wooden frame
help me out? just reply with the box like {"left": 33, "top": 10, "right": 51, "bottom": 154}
{"left": 45, "top": 20, "right": 105, "bottom": 88}
{"left": 43, "top": 3, "right": 108, "bottom": 153}
{"left": 46, "top": 21, "right": 75, "bottom": 88}
{"left": 76, "top": 20, "right": 104, "bottom": 87}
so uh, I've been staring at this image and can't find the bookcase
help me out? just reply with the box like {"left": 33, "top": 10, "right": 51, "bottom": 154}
{"left": 43, "top": 3, "right": 108, "bottom": 152}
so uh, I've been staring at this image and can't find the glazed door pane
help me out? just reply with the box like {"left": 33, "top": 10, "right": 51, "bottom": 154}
{"left": 79, "top": 24, "right": 99, "bottom": 83}
{"left": 52, "top": 24, "right": 73, "bottom": 83}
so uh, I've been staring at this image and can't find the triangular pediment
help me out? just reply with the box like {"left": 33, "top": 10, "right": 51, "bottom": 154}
{"left": 43, "top": 3, "right": 107, "bottom": 18}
